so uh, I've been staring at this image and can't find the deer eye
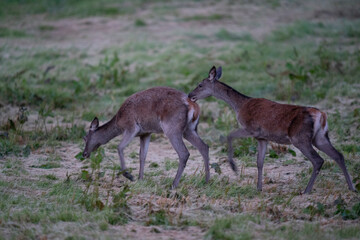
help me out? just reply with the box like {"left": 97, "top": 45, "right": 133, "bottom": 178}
{"left": 199, "top": 84, "right": 203, "bottom": 88}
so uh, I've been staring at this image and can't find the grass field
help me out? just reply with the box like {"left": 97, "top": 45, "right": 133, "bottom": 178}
{"left": 0, "top": 0, "right": 360, "bottom": 239}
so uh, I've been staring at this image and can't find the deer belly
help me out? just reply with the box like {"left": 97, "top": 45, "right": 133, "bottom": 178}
{"left": 137, "top": 121, "right": 163, "bottom": 134}
{"left": 254, "top": 130, "right": 291, "bottom": 144}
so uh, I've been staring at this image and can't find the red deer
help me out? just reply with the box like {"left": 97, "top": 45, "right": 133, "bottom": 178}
{"left": 188, "top": 66, "right": 355, "bottom": 194}
{"left": 82, "top": 87, "right": 209, "bottom": 189}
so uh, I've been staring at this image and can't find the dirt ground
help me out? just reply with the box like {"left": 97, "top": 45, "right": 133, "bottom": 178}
{"left": 1, "top": 0, "right": 360, "bottom": 239}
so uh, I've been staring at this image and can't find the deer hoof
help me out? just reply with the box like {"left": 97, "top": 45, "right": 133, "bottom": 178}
{"left": 229, "top": 160, "right": 238, "bottom": 173}
{"left": 123, "top": 172, "right": 134, "bottom": 181}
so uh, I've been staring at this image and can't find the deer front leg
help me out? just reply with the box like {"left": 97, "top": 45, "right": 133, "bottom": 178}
{"left": 139, "top": 134, "right": 151, "bottom": 180}
{"left": 227, "top": 128, "right": 252, "bottom": 173}
{"left": 256, "top": 139, "right": 267, "bottom": 191}
{"left": 118, "top": 129, "right": 138, "bottom": 181}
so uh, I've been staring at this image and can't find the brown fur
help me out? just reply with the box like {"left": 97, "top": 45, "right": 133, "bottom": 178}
{"left": 83, "top": 87, "right": 210, "bottom": 189}
{"left": 188, "top": 66, "right": 355, "bottom": 194}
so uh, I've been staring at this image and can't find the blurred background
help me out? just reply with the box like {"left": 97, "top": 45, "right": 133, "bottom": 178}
{"left": 0, "top": 0, "right": 360, "bottom": 239}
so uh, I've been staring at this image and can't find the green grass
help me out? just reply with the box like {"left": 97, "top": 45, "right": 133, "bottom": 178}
{"left": 164, "top": 158, "right": 178, "bottom": 171}
{"left": 0, "top": 0, "right": 360, "bottom": 238}
{"left": 183, "top": 14, "right": 229, "bottom": 21}
{"left": 134, "top": 18, "right": 147, "bottom": 27}
{"left": 31, "top": 162, "right": 62, "bottom": 169}
{"left": 215, "top": 29, "right": 254, "bottom": 42}
{"left": 206, "top": 214, "right": 259, "bottom": 240}
{"left": 0, "top": 27, "right": 28, "bottom": 38}
{"left": 38, "top": 25, "right": 56, "bottom": 31}
{"left": 206, "top": 216, "right": 360, "bottom": 240}
{"left": 0, "top": 0, "right": 144, "bottom": 19}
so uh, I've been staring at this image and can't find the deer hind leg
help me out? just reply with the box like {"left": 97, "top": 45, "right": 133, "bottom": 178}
{"left": 139, "top": 134, "right": 151, "bottom": 180}
{"left": 183, "top": 127, "right": 210, "bottom": 183}
{"left": 163, "top": 129, "right": 190, "bottom": 189}
{"left": 256, "top": 139, "right": 267, "bottom": 191}
{"left": 313, "top": 132, "right": 355, "bottom": 191}
{"left": 227, "top": 128, "right": 253, "bottom": 173}
{"left": 292, "top": 140, "right": 324, "bottom": 194}
{"left": 118, "top": 128, "right": 139, "bottom": 181}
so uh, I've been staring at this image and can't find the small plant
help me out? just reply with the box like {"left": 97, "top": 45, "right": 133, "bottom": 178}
{"left": 44, "top": 174, "right": 58, "bottom": 180}
{"left": 210, "top": 163, "right": 221, "bottom": 175}
{"left": 269, "top": 149, "right": 279, "bottom": 159}
{"left": 80, "top": 148, "right": 106, "bottom": 211}
{"left": 38, "top": 104, "right": 54, "bottom": 135}
{"left": 146, "top": 209, "right": 172, "bottom": 226}
{"left": 0, "top": 137, "right": 31, "bottom": 158}
{"left": 303, "top": 202, "right": 326, "bottom": 217}
{"left": 31, "top": 162, "right": 61, "bottom": 169}
{"left": 107, "top": 185, "right": 132, "bottom": 225}
{"left": 222, "top": 138, "right": 257, "bottom": 157}
{"left": 134, "top": 19, "right": 146, "bottom": 27}
{"left": 334, "top": 196, "right": 360, "bottom": 220}
{"left": 149, "top": 162, "right": 159, "bottom": 168}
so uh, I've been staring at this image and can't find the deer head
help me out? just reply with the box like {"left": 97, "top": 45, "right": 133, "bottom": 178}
{"left": 82, "top": 117, "right": 101, "bottom": 158}
{"left": 188, "top": 66, "right": 222, "bottom": 102}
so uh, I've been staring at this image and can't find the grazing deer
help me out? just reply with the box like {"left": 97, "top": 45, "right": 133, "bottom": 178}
{"left": 188, "top": 66, "right": 355, "bottom": 194}
{"left": 82, "top": 87, "right": 210, "bottom": 189}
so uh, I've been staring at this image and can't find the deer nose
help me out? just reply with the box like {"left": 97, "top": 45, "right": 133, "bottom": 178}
{"left": 82, "top": 151, "right": 89, "bottom": 158}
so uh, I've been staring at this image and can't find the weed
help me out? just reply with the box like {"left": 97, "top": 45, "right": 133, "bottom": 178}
{"left": 0, "top": 138, "right": 30, "bottom": 158}
{"left": 269, "top": 149, "right": 279, "bottom": 159}
{"left": 80, "top": 148, "right": 106, "bottom": 211}
{"left": 183, "top": 14, "right": 229, "bottom": 21}
{"left": 0, "top": 27, "right": 28, "bottom": 38}
{"left": 334, "top": 196, "right": 360, "bottom": 220}
{"left": 221, "top": 138, "right": 257, "bottom": 158}
{"left": 135, "top": 19, "right": 147, "bottom": 27}
{"left": 210, "top": 163, "right": 222, "bottom": 175}
{"left": 149, "top": 162, "right": 159, "bottom": 168}
{"left": 31, "top": 162, "right": 61, "bottom": 169}
{"left": 303, "top": 202, "right": 326, "bottom": 218}
{"left": 146, "top": 209, "right": 172, "bottom": 226}
{"left": 38, "top": 25, "right": 56, "bottom": 31}
{"left": 106, "top": 210, "right": 128, "bottom": 225}
{"left": 43, "top": 174, "right": 58, "bottom": 180}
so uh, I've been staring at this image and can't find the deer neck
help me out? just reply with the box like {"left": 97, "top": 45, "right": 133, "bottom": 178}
{"left": 212, "top": 81, "right": 250, "bottom": 111}
{"left": 95, "top": 116, "right": 122, "bottom": 145}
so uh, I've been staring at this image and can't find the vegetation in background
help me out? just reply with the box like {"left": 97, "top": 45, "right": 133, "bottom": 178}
{"left": 0, "top": 0, "right": 359, "bottom": 239}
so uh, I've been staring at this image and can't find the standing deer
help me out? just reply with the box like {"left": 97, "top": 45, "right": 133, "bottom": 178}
{"left": 82, "top": 87, "right": 210, "bottom": 189}
{"left": 188, "top": 66, "right": 355, "bottom": 194}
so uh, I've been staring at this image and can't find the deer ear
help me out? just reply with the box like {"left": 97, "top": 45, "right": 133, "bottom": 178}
{"left": 216, "top": 66, "right": 222, "bottom": 80}
{"left": 90, "top": 117, "right": 99, "bottom": 131}
{"left": 208, "top": 66, "right": 217, "bottom": 82}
